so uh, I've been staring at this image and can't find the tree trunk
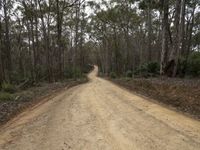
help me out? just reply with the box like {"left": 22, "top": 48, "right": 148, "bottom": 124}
{"left": 16, "top": 19, "right": 24, "bottom": 79}
{"left": 147, "top": 3, "right": 152, "bottom": 62}
{"left": 26, "top": 21, "right": 34, "bottom": 79}
{"left": 80, "top": 12, "right": 85, "bottom": 70}
{"left": 38, "top": 0, "right": 52, "bottom": 82}
{"left": 185, "top": 5, "right": 196, "bottom": 67}
{"left": 160, "top": 0, "right": 169, "bottom": 75}
{"left": 74, "top": 1, "right": 80, "bottom": 68}
{"left": 170, "top": 0, "right": 181, "bottom": 77}
{"left": 30, "top": 18, "right": 37, "bottom": 81}
{"left": 180, "top": 0, "right": 186, "bottom": 56}
{"left": 34, "top": 0, "right": 39, "bottom": 81}
{"left": 3, "top": 0, "right": 12, "bottom": 82}
{"left": 56, "top": 0, "right": 63, "bottom": 79}
{"left": 0, "top": 19, "right": 3, "bottom": 86}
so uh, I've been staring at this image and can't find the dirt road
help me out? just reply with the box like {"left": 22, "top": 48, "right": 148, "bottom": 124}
{"left": 0, "top": 66, "right": 200, "bottom": 150}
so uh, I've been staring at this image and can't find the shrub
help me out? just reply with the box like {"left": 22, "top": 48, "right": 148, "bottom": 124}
{"left": 110, "top": 72, "right": 117, "bottom": 79}
{"left": 126, "top": 70, "right": 133, "bottom": 78}
{"left": 134, "top": 64, "right": 148, "bottom": 77}
{"left": 1, "top": 82, "right": 16, "bottom": 93}
{"left": 0, "top": 92, "right": 15, "bottom": 101}
{"left": 82, "top": 64, "right": 94, "bottom": 73}
{"left": 186, "top": 52, "right": 200, "bottom": 77}
{"left": 73, "top": 67, "right": 82, "bottom": 79}
{"left": 64, "top": 68, "right": 73, "bottom": 78}
{"left": 146, "top": 62, "right": 160, "bottom": 74}
{"left": 64, "top": 67, "right": 83, "bottom": 79}
{"left": 134, "top": 62, "right": 160, "bottom": 77}
{"left": 10, "top": 71, "right": 25, "bottom": 84}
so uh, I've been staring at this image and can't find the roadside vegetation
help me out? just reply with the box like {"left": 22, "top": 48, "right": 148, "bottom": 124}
{"left": 0, "top": 0, "right": 95, "bottom": 89}
{"left": 107, "top": 51, "right": 200, "bottom": 79}
{"left": 0, "top": 79, "right": 88, "bottom": 125}
{"left": 0, "top": 65, "right": 93, "bottom": 125}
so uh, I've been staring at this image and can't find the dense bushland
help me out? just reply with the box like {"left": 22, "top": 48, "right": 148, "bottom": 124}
{"left": 89, "top": 0, "right": 200, "bottom": 78}
{"left": 0, "top": 0, "right": 95, "bottom": 89}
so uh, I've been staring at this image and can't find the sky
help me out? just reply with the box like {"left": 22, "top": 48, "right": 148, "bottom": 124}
{"left": 85, "top": 0, "right": 107, "bottom": 15}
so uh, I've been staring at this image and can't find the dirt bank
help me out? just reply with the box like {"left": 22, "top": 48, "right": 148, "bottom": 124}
{"left": 0, "top": 78, "right": 88, "bottom": 125}
{"left": 110, "top": 78, "right": 200, "bottom": 119}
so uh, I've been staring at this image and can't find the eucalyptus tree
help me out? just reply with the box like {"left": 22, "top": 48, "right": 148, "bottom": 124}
{"left": 0, "top": 0, "right": 93, "bottom": 86}
{"left": 89, "top": 0, "right": 200, "bottom": 77}
{"left": 0, "top": 1, "right": 3, "bottom": 85}
{"left": 1, "top": 0, "right": 13, "bottom": 82}
{"left": 160, "top": 0, "right": 200, "bottom": 76}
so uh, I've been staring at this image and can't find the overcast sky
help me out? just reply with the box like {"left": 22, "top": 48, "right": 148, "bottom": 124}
{"left": 85, "top": 0, "right": 106, "bottom": 15}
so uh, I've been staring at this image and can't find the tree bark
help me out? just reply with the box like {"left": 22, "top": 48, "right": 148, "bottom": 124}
{"left": 56, "top": 0, "right": 63, "bottom": 79}
{"left": 38, "top": 0, "right": 52, "bottom": 82}
{"left": 170, "top": 0, "right": 181, "bottom": 77}
{"left": 180, "top": 0, "right": 186, "bottom": 55}
{"left": 147, "top": 3, "right": 152, "bottom": 62}
{"left": 160, "top": 0, "right": 169, "bottom": 75}
{"left": 74, "top": 1, "right": 80, "bottom": 68}
{"left": 30, "top": 17, "right": 36, "bottom": 81}
{"left": 185, "top": 5, "right": 196, "bottom": 63}
{"left": 3, "top": 0, "right": 12, "bottom": 82}
{"left": 34, "top": 0, "right": 39, "bottom": 81}
{"left": 0, "top": 18, "right": 3, "bottom": 86}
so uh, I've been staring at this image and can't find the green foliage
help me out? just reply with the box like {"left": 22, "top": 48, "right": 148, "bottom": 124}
{"left": 146, "top": 62, "right": 160, "bottom": 74}
{"left": 134, "top": 64, "right": 149, "bottom": 77}
{"left": 134, "top": 62, "right": 160, "bottom": 77}
{"left": 110, "top": 72, "right": 117, "bottom": 79}
{"left": 126, "top": 70, "right": 133, "bottom": 78}
{"left": 0, "top": 92, "right": 15, "bottom": 101}
{"left": 64, "top": 67, "right": 83, "bottom": 79}
{"left": 186, "top": 52, "right": 200, "bottom": 77}
{"left": 139, "top": 0, "right": 160, "bottom": 10}
{"left": 82, "top": 65, "right": 94, "bottom": 74}
{"left": 176, "top": 57, "right": 187, "bottom": 77}
{"left": 73, "top": 68, "right": 82, "bottom": 79}
{"left": 10, "top": 71, "right": 27, "bottom": 85}
{"left": 64, "top": 65, "right": 93, "bottom": 79}
{"left": 1, "top": 82, "right": 16, "bottom": 93}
